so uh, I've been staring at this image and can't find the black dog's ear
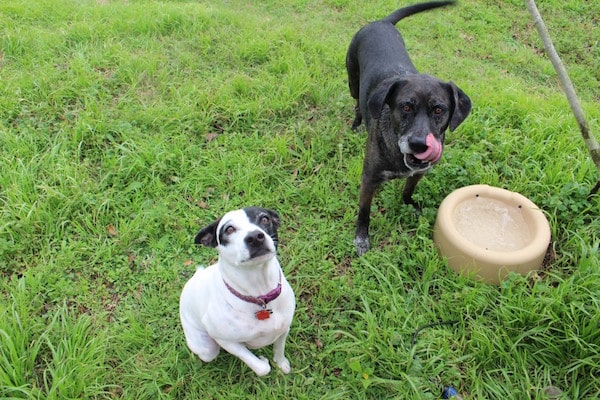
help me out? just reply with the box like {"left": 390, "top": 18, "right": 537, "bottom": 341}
{"left": 447, "top": 81, "right": 472, "bottom": 132}
{"left": 368, "top": 79, "right": 407, "bottom": 120}
{"left": 194, "top": 218, "right": 221, "bottom": 247}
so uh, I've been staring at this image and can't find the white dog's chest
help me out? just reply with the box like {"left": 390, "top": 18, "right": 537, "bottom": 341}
{"left": 204, "top": 290, "right": 295, "bottom": 345}
{"left": 203, "top": 293, "right": 295, "bottom": 348}
{"left": 244, "top": 312, "right": 293, "bottom": 348}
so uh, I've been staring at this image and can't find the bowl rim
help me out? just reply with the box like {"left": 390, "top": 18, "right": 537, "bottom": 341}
{"left": 436, "top": 184, "right": 551, "bottom": 265}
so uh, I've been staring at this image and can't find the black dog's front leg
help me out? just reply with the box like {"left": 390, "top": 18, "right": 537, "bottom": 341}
{"left": 355, "top": 179, "right": 379, "bottom": 256}
{"left": 402, "top": 173, "right": 425, "bottom": 210}
{"left": 355, "top": 173, "right": 425, "bottom": 256}
{"left": 351, "top": 102, "right": 363, "bottom": 131}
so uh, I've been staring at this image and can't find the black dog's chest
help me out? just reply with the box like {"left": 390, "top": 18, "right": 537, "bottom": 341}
{"left": 379, "top": 167, "right": 427, "bottom": 181}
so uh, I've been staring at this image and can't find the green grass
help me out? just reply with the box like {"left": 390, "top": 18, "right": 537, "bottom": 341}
{"left": 1, "top": 0, "right": 599, "bottom": 398}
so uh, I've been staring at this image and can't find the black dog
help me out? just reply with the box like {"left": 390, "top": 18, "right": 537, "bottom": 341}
{"left": 346, "top": 1, "right": 472, "bottom": 255}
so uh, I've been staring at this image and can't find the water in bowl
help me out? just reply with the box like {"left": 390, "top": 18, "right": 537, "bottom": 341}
{"left": 452, "top": 196, "right": 532, "bottom": 251}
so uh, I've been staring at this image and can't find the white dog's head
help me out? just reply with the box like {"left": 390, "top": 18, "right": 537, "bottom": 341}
{"left": 194, "top": 207, "right": 281, "bottom": 266}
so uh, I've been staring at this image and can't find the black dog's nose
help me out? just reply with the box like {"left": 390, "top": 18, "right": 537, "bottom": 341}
{"left": 409, "top": 135, "right": 428, "bottom": 153}
{"left": 245, "top": 230, "right": 265, "bottom": 248}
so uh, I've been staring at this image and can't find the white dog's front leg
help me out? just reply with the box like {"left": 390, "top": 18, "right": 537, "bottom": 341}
{"left": 216, "top": 340, "right": 271, "bottom": 376}
{"left": 272, "top": 331, "right": 291, "bottom": 374}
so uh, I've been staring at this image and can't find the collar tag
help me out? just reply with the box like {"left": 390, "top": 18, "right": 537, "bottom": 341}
{"left": 255, "top": 309, "right": 272, "bottom": 320}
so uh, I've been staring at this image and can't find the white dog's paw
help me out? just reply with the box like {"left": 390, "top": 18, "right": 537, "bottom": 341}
{"left": 250, "top": 356, "right": 271, "bottom": 376}
{"left": 274, "top": 356, "right": 291, "bottom": 374}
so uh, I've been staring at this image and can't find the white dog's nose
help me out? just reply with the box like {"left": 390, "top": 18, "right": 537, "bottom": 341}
{"left": 245, "top": 230, "right": 266, "bottom": 248}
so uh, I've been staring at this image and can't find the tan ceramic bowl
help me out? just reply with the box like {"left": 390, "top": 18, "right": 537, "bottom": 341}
{"left": 434, "top": 185, "right": 551, "bottom": 284}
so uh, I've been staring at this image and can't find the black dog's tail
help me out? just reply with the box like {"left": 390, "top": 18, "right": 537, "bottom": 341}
{"left": 382, "top": 1, "right": 455, "bottom": 25}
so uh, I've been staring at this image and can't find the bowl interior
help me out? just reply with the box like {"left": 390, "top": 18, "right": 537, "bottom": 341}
{"left": 453, "top": 193, "right": 532, "bottom": 251}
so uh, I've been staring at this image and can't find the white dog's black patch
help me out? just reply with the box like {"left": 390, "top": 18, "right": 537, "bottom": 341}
{"left": 195, "top": 207, "right": 280, "bottom": 249}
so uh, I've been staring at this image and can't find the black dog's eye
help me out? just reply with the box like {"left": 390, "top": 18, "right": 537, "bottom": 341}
{"left": 433, "top": 106, "right": 444, "bottom": 115}
{"left": 402, "top": 104, "right": 412, "bottom": 113}
{"left": 259, "top": 216, "right": 270, "bottom": 225}
{"left": 225, "top": 225, "right": 235, "bottom": 235}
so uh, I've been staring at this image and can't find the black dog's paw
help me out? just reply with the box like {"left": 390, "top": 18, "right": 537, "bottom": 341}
{"left": 410, "top": 202, "right": 423, "bottom": 215}
{"left": 354, "top": 235, "right": 370, "bottom": 256}
{"left": 403, "top": 197, "right": 422, "bottom": 214}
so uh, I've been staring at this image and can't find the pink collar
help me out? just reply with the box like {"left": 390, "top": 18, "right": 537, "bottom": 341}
{"left": 222, "top": 271, "right": 282, "bottom": 308}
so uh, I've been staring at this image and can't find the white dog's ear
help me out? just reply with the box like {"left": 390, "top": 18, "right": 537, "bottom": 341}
{"left": 194, "top": 218, "right": 221, "bottom": 247}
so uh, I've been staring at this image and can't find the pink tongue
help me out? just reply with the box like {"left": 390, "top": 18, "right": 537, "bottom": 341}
{"left": 414, "top": 134, "right": 442, "bottom": 162}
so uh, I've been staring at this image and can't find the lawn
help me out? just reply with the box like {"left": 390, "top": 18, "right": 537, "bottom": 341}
{"left": 1, "top": 0, "right": 599, "bottom": 399}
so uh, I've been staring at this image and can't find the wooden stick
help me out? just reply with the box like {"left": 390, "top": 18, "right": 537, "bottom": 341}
{"left": 525, "top": 0, "right": 600, "bottom": 195}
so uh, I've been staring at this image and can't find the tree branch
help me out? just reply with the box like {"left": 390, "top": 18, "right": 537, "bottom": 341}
{"left": 525, "top": 0, "right": 600, "bottom": 195}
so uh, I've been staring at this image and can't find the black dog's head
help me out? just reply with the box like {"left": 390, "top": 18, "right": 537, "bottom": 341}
{"left": 368, "top": 75, "right": 471, "bottom": 171}
{"left": 194, "top": 207, "right": 281, "bottom": 266}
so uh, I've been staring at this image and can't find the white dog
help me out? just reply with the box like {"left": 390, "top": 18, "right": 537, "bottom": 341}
{"left": 180, "top": 207, "right": 295, "bottom": 376}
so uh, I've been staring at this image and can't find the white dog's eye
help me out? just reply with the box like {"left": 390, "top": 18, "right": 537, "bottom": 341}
{"left": 225, "top": 225, "right": 236, "bottom": 235}
{"left": 259, "top": 216, "right": 270, "bottom": 225}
